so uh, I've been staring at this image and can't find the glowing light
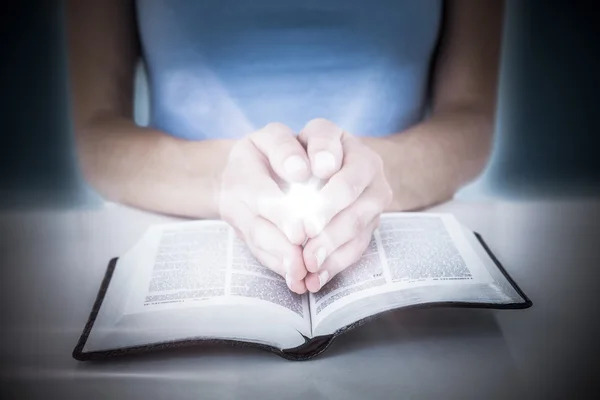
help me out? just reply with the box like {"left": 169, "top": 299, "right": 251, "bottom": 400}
{"left": 284, "top": 177, "right": 323, "bottom": 221}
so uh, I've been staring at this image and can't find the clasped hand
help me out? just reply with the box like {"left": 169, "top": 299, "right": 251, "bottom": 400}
{"left": 219, "top": 119, "right": 393, "bottom": 294}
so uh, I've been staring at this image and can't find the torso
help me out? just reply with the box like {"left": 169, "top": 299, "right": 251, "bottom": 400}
{"left": 135, "top": 0, "right": 443, "bottom": 140}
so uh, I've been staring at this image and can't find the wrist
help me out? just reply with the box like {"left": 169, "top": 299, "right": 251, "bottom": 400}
{"left": 361, "top": 135, "right": 400, "bottom": 179}
{"left": 361, "top": 136, "right": 404, "bottom": 211}
{"left": 182, "top": 138, "right": 236, "bottom": 219}
{"left": 210, "top": 139, "right": 236, "bottom": 218}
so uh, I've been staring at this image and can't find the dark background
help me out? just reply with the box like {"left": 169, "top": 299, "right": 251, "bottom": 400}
{"left": 1, "top": 0, "right": 89, "bottom": 209}
{"left": 483, "top": 0, "right": 600, "bottom": 197}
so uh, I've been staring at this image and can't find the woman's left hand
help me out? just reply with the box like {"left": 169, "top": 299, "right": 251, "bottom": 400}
{"left": 298, "top": 119, "right": 393, "bottom": 293}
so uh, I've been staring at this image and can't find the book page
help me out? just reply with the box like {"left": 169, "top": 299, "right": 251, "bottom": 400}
{"left": 124, "top": 222, "right": 308, "bottom": 324}
{"left": 87, "top": 221, "right": 311, "bottom": 352}
{"left": 229, "top": 236, "right": 307, "bottom": 319}
{"left": 141, "top": 223, "right": 230, "bottom": 307}
{"left": 310, "top": 236, "right": 387, "bottom": 316}
{"left": 379, "top": 215, "right": 482, "bottom": 284}
{"left": 310, "top": 213, "right": 493, "bottom": 325}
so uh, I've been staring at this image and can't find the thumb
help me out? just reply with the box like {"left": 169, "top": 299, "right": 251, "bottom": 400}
{"left": 250, "top": 123, "right": 311, "bottom": 183}
{"left": 298, "top": 118, "right": 344, "bottom": 180}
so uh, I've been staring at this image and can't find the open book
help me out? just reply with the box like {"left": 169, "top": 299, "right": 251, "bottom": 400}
{"left": 73, "top": 213, "right": 531, "bottom": 361}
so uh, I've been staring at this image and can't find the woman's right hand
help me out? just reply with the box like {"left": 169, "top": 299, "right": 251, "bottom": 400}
{"left": 218, "top": 123, "right": 312, "bottom": 294}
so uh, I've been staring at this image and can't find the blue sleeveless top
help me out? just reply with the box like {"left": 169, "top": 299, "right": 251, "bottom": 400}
{"left": 135, "top": 0, "right": 443, "bottom": 140}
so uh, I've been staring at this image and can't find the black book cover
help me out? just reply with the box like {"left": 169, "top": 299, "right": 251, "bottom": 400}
{"left": 72, "top": 232, "right": 532, "bottom": 362}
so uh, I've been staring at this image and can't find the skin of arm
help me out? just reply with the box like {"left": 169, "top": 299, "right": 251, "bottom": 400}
{"left": 363, "top": 0, "right": 505, "bottom": 211}
{"left": 66, "top": 0, "right": 233, "bottom": 219}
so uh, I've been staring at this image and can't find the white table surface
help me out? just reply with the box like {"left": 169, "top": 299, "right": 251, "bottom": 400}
{"left": 0, "top": 198, "right": 598, "bottom": 399}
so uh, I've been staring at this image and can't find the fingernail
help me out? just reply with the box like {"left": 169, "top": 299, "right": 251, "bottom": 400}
{"left": 284, "top": 155, "right": 308, "bottom": 175}
{"left": 318, "top": 270, "right": 330, "bottom": 289}
{"left": 315, "top": 247, "right": 326, "bottom": 269}
{"left": 286, "top": 273, "right": 293, "bottom": 289}
{"left": 313, "top": 151, "right": 336, "bottom": 175}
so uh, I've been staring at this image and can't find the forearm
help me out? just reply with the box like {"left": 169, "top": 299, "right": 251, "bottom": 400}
{"left": 364, "top": 107, "right": 494, "bottom": 211}
{"left": 76, "top": 117, "right": 235, "bottom": 218}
